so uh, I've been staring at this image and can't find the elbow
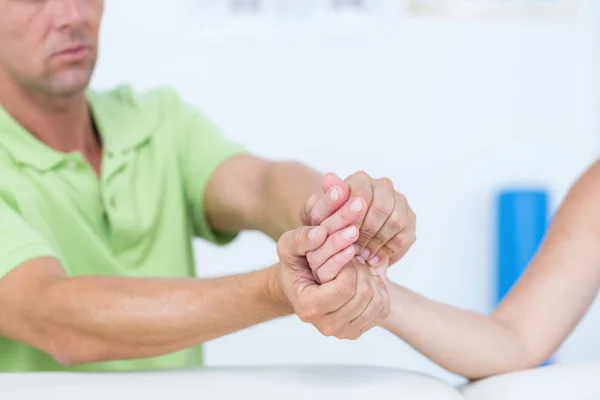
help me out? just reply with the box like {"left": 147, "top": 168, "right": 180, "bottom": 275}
{"left": 44, "top": 336, "right": 87, "bottom": 366}
{"left": 42, "top": 331, "right": 107, "bottom": 367}
{"left": 457, "top": 324, "right": 553, "bottom": 380}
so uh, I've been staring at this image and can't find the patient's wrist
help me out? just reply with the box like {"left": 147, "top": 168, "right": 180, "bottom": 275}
{"left": 377, "top": 282, "right": 401, "bottom": 331}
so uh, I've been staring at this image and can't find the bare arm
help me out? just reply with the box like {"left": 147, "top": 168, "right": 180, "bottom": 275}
{"left": 0, "top": 257, "right": 291, "bottom": 366}
{"left": 204, "top": 154, "right": 324, "bottom": 241}
{"left": 379, "top": 160, "right": 600, "bottom": 379}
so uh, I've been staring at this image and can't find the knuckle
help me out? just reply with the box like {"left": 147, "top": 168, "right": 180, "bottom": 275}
{"left": 306, "top": 251, "right": 318, "bottom": 268}
{"left": 395, "top": 192, "right": 408, "bottom": 205}
{"left": 409, "top": 209, "right": 417, "bottom": 223}
{"left": 380, "top": 177, "right": 394, "bottom": 188}
{"left": 337, "top": 279, "right": 356, "bottom": 299}
{"left": 293, "top": 229, "right": 305, "bottom": 250}
{"left": 332, "top": 328, "right": 346, "bottom": 339}
{"left": 359, "top": 283, "right": 375, "bottom": 300}
{"left": 373, "top": 202, "right": 393, "bottom": 218}
{"left": 330, "top": 233, "right": 345, "bottom": 248}
{"left": 391, "top": 234, "right": 405, "bottom": 249}
{"left": 359, "top": 224, "right": 379, "bottom": 239}
{"left": 276, "top": 231, "right": 291, "bottom": 257}
{"left": 296, "top": 301, "right": 318, "bottom": 323}
{"left": 388, "top": 213, "right": 407, "bottom": 232}
{"left": 318, "top": 266, "right": 337, "bottom": 284}
{"left": 311, "top": 210, "right": 324, "bottom": 224}
{"left": 371, "top": 295, "right": 384, "bottom": 311}
{"left": 352, "top": 170, "right": 370, "bottom": 181}
{"left": 319, "top": 324, "right": 338, "bottom": 337}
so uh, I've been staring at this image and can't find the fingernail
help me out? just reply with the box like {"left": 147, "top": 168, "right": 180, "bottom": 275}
{"left": 342, "top": 226, "right": 357, "bottom": 239}
{"left": 309, "top": 227, "right": 320, "bottom": 240}
{"left": 370, "top": 267, "right": 379, "bottom": 276}
{"left": 329, "top": 187, "right": 339, "bottom": 201}
{"left": 346, "top": 246, "right": 356, "bottom": 255}
{"left": 357, "top": 256, "right": 366, "bottom": 265}
{"left": 369, "top": 256, "right": 380, "bottom": 266}
{"left": 360, "top": 249, "right": 370, "bottom": 260}
{"left": 353, "top": 244, "right": 360, "bottom": 254}
{"left": 350, "top": 198, "right": 362, "bottom": 212}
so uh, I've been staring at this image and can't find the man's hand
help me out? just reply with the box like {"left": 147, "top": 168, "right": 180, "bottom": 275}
{"left": 274, "top": 225, "right": 389, "bottom": 339}
{"left": 301, "top": 172, "right": 416, "bottom": 279}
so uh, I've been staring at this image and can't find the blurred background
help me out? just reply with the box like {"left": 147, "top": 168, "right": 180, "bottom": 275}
{"left": 92, "top": 0, "right": 600, "bottom": 385}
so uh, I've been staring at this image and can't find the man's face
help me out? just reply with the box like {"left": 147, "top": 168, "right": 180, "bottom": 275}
{"left": 0, "top": 0, "right": 104, "bottom": 97}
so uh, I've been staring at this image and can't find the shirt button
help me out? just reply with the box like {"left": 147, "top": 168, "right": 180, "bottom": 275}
{"left": 67, "top": 160, "right": 78, "bottom": 170}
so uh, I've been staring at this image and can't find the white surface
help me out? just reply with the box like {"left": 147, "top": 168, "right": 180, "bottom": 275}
{"left": 92, "top": 0, "right": 600, "bottom": 384}
{"left": 462, "top": 360, "right": 600, "bottom": 399}
{"left": 406, "top": 0, "right": 577, "bottom": 18}
{"left": 0, "top": 365, "right": 463, "bottom": 400}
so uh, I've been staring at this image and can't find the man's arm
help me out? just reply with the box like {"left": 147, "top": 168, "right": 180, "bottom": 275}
{"left": 378, "top": 161, "right": 600, "bottom": 379}
{"left": 204, "top": 154, "right": 328, "bottom": 240}
{"left": 0, "top": 257, "right": 290, "bottom": 366}
{"left": 0, "top": 203, "right": 376, "bottom": 366}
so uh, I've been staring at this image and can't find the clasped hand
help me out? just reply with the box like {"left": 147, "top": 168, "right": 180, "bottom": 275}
{"left": 276, "top": 171, "right": 416, "bottom": 339}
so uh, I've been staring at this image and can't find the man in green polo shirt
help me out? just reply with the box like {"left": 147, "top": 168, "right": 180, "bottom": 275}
{"left": 0, "top": 0, "right": 416, "bottom": 372}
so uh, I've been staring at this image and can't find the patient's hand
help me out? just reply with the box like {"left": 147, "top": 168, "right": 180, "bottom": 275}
{"left": 301, "top": 172, "right": 416, "bottom": 284}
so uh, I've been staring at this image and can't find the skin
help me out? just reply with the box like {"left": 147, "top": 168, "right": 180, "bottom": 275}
{"left": 378, "top": 161, "right": 600, "bottom": 379}
{"left": 0, "top": 0, "right": 414, "bottom": 366}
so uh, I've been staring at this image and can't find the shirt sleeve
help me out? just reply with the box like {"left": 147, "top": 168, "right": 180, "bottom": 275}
{"left": 0, "top": 196, "right": 59, "bottom": 279}
{"left": 165, "top": 89, "right": 247, "bottom": 245}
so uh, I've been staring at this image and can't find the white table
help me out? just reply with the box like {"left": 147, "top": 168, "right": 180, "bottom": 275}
{"left": 4, "top": 361, "right": 600, "bottom": 399}
{"left": 1, "top": 365, "right": 463, "bottom": 400}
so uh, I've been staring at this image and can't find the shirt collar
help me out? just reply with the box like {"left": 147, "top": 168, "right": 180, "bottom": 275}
{"left": 0, "top": 86, "right": 157, "bottom": 172}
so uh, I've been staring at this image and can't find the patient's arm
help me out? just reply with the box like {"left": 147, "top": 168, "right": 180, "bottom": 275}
{"left": 379, "top": 160, "right": 600, "bottom": 379}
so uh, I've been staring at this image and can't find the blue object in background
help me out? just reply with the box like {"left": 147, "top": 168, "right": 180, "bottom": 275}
{"left": 496, "top": 189, "right": 548, "bottom": 303}
{"left": 496, "top": 189, "right": 553, "bottom": 365}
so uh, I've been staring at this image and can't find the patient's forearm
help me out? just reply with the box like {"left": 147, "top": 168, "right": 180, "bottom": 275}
{"left": 379, "top": 283, "right": 534, "bottom": 379}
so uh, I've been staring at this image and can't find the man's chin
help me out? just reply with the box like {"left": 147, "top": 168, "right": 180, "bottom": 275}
{"left": 46, "top": 68, "right": 94, "bottom": 97}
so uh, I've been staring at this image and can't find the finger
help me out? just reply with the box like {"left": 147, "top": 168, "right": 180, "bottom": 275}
{"left": 327, "top": 263, "right": 373, "bottom": 326}
{"left": 310, "top": 263, "right": 358, "bottom": 313}
{"left": 276, "top": 226, "right": 328, "bottom": 262}
{"left": 387, "top": 208, "right": 416, "bottom": 266}
{"left": 349, "top": 278, "right": 387, "bottom": 336}
{"left": 354, "top": 178, "right": 395, "bottom": 260}
{"left": 319, "top": 197, "right": 368, "bottom": 237}
{"left": 343, "top": 171, "right": 374, "bottom": 231}
{"left": 307, "top": 225, "right": 359, "bottom": 274}
{"left": 371, "top": 270, "right": 390, "bottom": 317}
{"left": 370, "top": 258, "right": 390, "bottom": 286}
{"left": 300, "top": 194, "right": 320, "bottom": 226}
{"left": 309, "top": 184, "right": 351, "bottom": 225}
{"left": 362, "top": 192, "right": 409, "bottom": 266}
{"left": 389, "top": 241, "right": 414, "bottom": 266}
{"left": 321, "top": 172, "right": 346, "bottom": 194}
{"left": 314, "top": 244, "right": 357, "bottom": 284}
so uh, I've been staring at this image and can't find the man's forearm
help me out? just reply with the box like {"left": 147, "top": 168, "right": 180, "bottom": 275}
{"left": 379, "top": 283, "right": 536, "bottom": 379}
{"left": 261, "top": 161, "right": 323, "bottom": 240}
{"left": 28, "top": 264, "right": 291, "bottom": 365}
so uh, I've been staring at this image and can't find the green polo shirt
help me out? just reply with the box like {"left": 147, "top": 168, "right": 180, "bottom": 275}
{"left": 0, "top": 86, "right": 245, "bottom": 372}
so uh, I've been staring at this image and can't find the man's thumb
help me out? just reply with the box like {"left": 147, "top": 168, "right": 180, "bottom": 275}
{"left": 277, "top": 226, "right": 328, "bottom": 260}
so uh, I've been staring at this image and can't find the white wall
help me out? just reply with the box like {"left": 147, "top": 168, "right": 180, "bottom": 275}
{"left": 92, "top": 0, "right": 600, "bottom": 385}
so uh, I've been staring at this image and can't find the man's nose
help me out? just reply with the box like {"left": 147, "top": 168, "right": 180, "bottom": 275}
{"left": 48, "top": 0, "right": 86, "bottom": 30}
